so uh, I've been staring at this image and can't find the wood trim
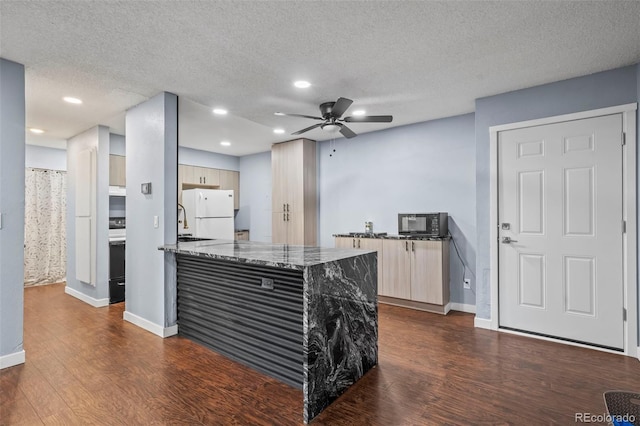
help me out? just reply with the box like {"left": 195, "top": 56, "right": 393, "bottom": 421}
{"left": 64, "top": 285, "right": 109, "bottom": 308}
{"left": 379, "top": 296, "right": 448, "bottom": 315}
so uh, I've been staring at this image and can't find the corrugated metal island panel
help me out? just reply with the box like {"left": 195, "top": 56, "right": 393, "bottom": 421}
{"left": 176, "top": 254, "right": 304, "bottom": 388}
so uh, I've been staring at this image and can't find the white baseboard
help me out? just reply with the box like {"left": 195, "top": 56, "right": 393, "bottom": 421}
{"left": 637, "top": 347, "right": 640, "bottom": 362}
{"left": 64, "top": 286, "right": 109, "bottom": 307}
{"left": 474, "top": 317, "right": 493, "bottom": 329}
{"left": 123, "top": 311, "right": 178, "bottom": 338}
{"left": 0, "top": 350, "right": 25, "bottom": 369}
{"left": 450, "top": 303, "right": 476, "bottom": 314}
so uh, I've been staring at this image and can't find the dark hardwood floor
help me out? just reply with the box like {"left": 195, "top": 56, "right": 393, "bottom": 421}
{"left": 1, "top": 283, "right": 639, "bottom": 425}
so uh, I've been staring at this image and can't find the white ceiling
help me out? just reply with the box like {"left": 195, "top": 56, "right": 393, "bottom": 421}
{"left": 1, "top": 1, "right": 639, "bottom": 156}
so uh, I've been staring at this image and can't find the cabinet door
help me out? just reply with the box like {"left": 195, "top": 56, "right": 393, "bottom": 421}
{"left": 287, "top": 211, "right": 307, "bottom": 245}
{"left": 359, "top": 238, "right": 383, "bottom": 295}
{"left": 334, "top": 237, "right": 355, "bottom": 249}
{"left": 381, "top": 239, "right": 411, "bottom": 299}
{"left": 220, "top": 170, "right": 240, "bottom": 209}
{"left": 271, "top": 142, "right": 287, "bottom": 214}
{"left": 180, "top": 164, "right": 198, "bottom": 185}
{"left": 411, "top": 240, "right": 444, "bottom": 304}
{"left": 272, "top": 212, "right": 288, "bottom": 244}
{"left": 285, "top": 140, "right": 304, "bottom": 213}
{"left": 109, "top": 155, "right": 126, "bottom": 186}
{"left": 202, "top": 167, "right": 220, "bottom": 186}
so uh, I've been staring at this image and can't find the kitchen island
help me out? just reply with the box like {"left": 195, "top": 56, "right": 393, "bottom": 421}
{"left": 159, "top": 240, "right": 377, "bottom": 423}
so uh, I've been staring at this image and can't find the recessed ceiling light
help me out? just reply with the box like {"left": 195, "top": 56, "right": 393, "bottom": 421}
{"left": 274, "top": 112, "right": 285, "bottom": 116}
{"left": 213, "top": 108, "right": 228, "bottom": 115}
{"left": 29, "top": 128, "right": 45, "bottom": 134}
{"left": 293, "top": 80, "right": 311, "bottom": 89}
{"left": 273, "top": 128, "right": 285, "bottom": 134}
{"left": 63, "top": 96, "right": 82, "bottom": 104}
{"left": 352, "top": 110, "right": 366, "bottom": 116}
{"left": 220, "top": 141, "right": 231, "bottom": 146}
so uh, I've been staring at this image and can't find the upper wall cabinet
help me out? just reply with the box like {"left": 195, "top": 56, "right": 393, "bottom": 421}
{"left": 178, "top": 164, "right": 239, "bottom": 208}
{"left": 109, "top": 155, "right": 126, "bottom": 187}
{"left": 272, "top": 138, "right": 317, "bottom": 245}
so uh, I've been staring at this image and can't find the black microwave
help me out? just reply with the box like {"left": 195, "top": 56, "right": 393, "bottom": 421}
{"left": 398, "top": 213, "right": 448, "bottom": 237}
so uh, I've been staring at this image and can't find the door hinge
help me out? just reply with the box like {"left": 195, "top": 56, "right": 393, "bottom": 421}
{"left": 622, "top": 132, "right": 626, "bottom": 146}
{"left": 623, "top": 308, "right": 627, "bottom": 321}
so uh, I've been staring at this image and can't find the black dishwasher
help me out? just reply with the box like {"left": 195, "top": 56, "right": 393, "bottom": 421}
{"left": 109, "top": 241, "right": 125, "bottom": 304}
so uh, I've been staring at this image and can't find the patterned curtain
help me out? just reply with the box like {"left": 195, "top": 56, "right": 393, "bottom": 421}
{"left": 24, "top": 168, "right": 67, "bottom": 286}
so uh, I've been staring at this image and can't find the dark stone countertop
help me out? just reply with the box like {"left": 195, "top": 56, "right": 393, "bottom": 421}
{"left": 159, "top": 239, "right": 375, "bottom": 269}
{"left": 333, "top": 233, "right": 450, "bottom": 241}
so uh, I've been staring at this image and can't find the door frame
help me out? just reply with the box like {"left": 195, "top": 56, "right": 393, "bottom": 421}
{"left": 487, "top": 103, "right": 638, "bottom": 358}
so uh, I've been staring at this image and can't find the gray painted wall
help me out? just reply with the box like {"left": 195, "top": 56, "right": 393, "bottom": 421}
{"left": 236, "top": 151, "right": 272, "bottom": 242}
{"left": 0, "top": 58, "right": 25, "bottom": 360}
{"left": 125, "top": 92, "right": 178, "bottom": 328}
{"left": 179, "top": 146, "right": 239, "bottom": 171}
{"left": 110, "top": 133, "right": 126, "bottom": 156}
{"left": 318, "top": 114, "right": 477, "bottom": 306}
{"left": 66, "top": 126, "right": 111, "bottom": 301}
{"left": 26, "top": 145, "right": 67, "bottom": 171}
{"left": 474, "top": 65, "right": 638, "bottom": 320}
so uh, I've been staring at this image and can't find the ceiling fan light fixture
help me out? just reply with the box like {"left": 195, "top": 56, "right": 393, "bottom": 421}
{"left": 293, "top": 80, "right": 311, "bottom": 89}
{"left": 321, "top": 123, "right": 340, "bottom": 133}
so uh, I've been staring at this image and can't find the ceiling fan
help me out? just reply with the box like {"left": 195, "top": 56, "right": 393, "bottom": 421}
{"left": 275, "top": 97, "right": 393, "bottom": 139}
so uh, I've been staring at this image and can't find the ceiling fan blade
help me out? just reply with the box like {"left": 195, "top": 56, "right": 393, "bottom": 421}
{"left": 338, "top": 123, "right": 357, "bottom": 139}
{"left": 331, "top": 97, "right": 353, "bottom": 118}
{"left": 291, "top": 123, "right": 323, "bottom": 135}
{"left": 275, "top": 112, "right": 324, "bottom": 120}
{"left": 344, "top": 115, "right": 393, "bottom": 123}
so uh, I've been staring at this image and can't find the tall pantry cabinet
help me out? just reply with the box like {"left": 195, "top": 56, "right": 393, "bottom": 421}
{"left": 271, "top": 138, "right": 317, "bottom": 246}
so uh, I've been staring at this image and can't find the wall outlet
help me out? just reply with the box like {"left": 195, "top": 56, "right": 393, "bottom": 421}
{"left": 463, "top": 279, "right": 471, "bottom": 289}
{"left": 261, "top": 277, "right": 274, "bottom": 290}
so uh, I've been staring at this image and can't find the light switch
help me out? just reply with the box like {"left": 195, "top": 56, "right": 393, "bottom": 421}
{"left": 153, "top": 215, "right": 159, "bottom": 228}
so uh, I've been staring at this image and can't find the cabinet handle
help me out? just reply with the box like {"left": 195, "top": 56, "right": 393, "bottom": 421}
{"left": 357, "top": 239, "right": 361, "bottom": 248}
{"left": 287, "top": 203, "right": 290, "bottom": 212}
{"left": 405, "top": 241, "right": 408, "bottom": 251}
{"left": 286, "top": 213, "right": 289, "bottom": 221}
{"left": 283, "top": 213, "right": 286, "bottom": 222}
{"left": 283, "top": 203, "right": 286, "bottom": 212}
{"left": 412, "top": 241, "right": 415, "bottom": 251}
{"left": 352, "top": 239, "right": 356, "bottom": 248}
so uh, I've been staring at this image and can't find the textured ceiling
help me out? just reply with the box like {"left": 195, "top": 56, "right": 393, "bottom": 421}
{"left": 1, "top": 1, "right": 639, "bottom": 155}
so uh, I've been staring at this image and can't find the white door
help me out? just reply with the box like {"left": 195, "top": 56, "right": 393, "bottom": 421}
{"left": 498, "top": 113, "right": 624, "bottom": 350}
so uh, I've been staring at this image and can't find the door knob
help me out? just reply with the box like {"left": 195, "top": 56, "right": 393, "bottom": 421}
{"left": 501, "top": 236, "right": 518, "bottom": 244}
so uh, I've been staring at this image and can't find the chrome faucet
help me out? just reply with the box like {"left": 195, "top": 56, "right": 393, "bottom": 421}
{"left": 178, "top": 203, "right": 189, "bottom": 229}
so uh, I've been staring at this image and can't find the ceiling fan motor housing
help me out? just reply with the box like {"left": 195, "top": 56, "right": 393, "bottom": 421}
{"left": 319, "top": 102, "right": 336, "bottom": 119}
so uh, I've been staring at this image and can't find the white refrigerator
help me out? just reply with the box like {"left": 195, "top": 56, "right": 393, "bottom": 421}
{"left": 182, "top": 189, "right": 235, "bottom": 240}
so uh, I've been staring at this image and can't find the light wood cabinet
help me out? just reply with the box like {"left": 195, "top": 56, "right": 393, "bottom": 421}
{"left": 220, "top": 169, "right": 240, "bottom": 210}
{"left": 178, "top": 165, "right": 239, "bottom": 208}
{"left": 272, "top": 139, "right": 317, "bottom": 245}
{"left": 109, "top": 155, "right": 126, "bottom": 187}
{"left": 382, "top": 239, "right": 449, "bottom": 305}
{"left": 336, "top": 236, "right": 450, "bottom": 313}
{"left": 235, "top": 230, "right": 249, "bottom": 241}
{"left": 335, "top": 237, "right": 383, "bottom": 294}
